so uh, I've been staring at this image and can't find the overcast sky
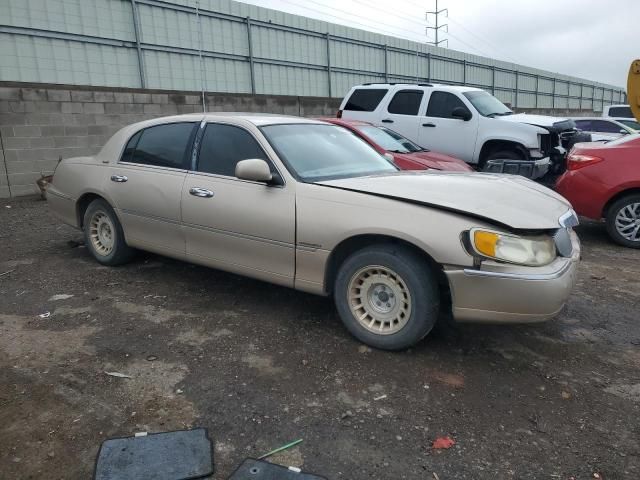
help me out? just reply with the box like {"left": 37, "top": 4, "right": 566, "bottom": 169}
{"left": 236, "top": 0, "right": 637, "bottom": 89}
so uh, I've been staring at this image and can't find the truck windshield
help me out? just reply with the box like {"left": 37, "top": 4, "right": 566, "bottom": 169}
{"left": 463, "top": 91, "right": 513, "bottom": 117}
{"left": 261, "top": 124, "right": 398, "bottom": 182}
{"left": 356, "top": 125, "right": 425, "bottom": 153}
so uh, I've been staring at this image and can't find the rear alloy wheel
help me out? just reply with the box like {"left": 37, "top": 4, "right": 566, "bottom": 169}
{"left": 83, "top": 199, "right": 135, "bottom": 265}
{"left": 606, "top": 194, "right": 640, "bottom": 248}
{"left": 334, "top": 244, "right": 439, "bottom": 350}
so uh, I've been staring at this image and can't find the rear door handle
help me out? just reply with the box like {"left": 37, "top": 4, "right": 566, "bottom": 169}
{"left": 110, "top": 175, "right": 128, "bottom": 182}
{"left": 189, "top": 187, "right": 214, "bottom": 198}
{"left": 381, "top": 119, "right": 394, "bottom": 123}
{"left": 422, "top": 122, "right": 436, "bottom": 127}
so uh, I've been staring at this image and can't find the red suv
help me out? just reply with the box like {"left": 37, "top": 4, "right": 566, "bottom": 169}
{"left": 319, "top": 118, "right": 472, "bottom": 172}
{"left": 555, "top": 134, "right": 640, "bottom": 248}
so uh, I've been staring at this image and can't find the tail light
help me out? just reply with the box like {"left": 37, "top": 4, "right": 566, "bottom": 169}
{"left": 336, "top": 109, "right": 342, "bottom": 118}
{"left": 566, "top": 153, "right": 603, "bottom": 170}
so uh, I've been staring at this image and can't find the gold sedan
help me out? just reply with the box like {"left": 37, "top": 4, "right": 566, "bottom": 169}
{"left": 48, "top": 114, "right": 580, "bottom": 350}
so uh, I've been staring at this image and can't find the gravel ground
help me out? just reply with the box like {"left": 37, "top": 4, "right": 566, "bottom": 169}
{"left": 1, "top": 197, "right": 639, "bottom": 480}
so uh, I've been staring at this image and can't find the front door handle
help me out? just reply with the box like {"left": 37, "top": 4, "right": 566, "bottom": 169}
{"left": 110, "top": 175, "right": 128, "bottom": 182}
{"left": 189, "top": 187, "right": 214, "bottom": 198}
{"left": 422, "top": 122, "right": 436, "bottom": 127}
{"left": 381, "top": 119, "right": 394, "bottom": 123}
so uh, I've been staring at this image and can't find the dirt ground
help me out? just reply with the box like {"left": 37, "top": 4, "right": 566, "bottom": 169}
{"left": 1, "top": 197, "right": 639, "bottom": 480}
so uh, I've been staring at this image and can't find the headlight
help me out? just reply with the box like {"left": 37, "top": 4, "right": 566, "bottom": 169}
{"left": 470, "top": 228, "right": 556, "bottom": 266}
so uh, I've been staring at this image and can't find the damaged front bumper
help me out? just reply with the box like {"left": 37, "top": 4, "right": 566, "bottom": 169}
{"left": 483, "top": 157, "right": 550, "bottom": 180}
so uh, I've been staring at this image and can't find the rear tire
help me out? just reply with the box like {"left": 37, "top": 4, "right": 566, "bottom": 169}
{"left": 334, "top": 244, "right": 440, "bottom": 351}
{"left": 605, "top": 194, "right": 640, "bottom": 248}
{"left": 83, "top": 198, "right": 135, "bottom": 265}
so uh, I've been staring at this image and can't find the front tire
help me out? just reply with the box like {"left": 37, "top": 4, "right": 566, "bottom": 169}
{"left": 83, "top": 198, "right": 135, "bottom": 265}
{"left": 605, "top": 194, "right": 640, "bottom": 248}
{"left": 334, "top": 244, "right": 440, "bottom": 350}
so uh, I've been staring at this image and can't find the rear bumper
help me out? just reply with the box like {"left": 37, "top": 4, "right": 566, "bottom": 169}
{"left": 445, "top": 231, "right": 580, "bottom": 323}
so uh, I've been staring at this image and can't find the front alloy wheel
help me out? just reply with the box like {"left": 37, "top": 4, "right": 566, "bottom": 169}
{"left": 348, "top": 265, "right": 412, "bottom": 335}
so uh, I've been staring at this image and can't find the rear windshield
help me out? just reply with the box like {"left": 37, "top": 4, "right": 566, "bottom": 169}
{"left": 344, "top": 89, "right": 388, "bottom": 112}
{"left": 608, "top": 106, "right": 632, "bottom": 118}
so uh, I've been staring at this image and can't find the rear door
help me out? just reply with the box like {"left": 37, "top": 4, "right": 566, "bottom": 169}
{"left": 107, "top": 121, "right": 197, "bottom": 257}
{"left": 418, "top": 90, "right": 478, "bottom": 162}
{"left": 181, "top": 121, "right": 296, "bottom": 286}
{"left": 376, "top": 89, "right": 424, "bottom": 145}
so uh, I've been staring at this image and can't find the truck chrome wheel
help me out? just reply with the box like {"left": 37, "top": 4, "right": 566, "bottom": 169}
{"left": 614, "top": 202, "right": 640, "bottom": 243}
{"left": 89, "top": 211, "right": 115, "bottom": 256}
{"left": 348, "top": 265, "right": 412, "bottom": 335}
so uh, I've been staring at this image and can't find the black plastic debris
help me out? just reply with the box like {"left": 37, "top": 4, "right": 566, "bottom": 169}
{"left": 228, "top": 459, "right": 327, "bottom": 480}
{"left": 94, "top": 428, "right": 213, "bottom": 480}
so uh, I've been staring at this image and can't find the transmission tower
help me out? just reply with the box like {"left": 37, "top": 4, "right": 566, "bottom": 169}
{"left": 426, "top": 0, "right": 448, "bottom": 47}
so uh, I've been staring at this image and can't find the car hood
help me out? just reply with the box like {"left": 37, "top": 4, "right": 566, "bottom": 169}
{"left": 392, "top": 151, "right": 472, "bottom": 172}
{"left": 317, "top": 171, "right": 571, "bottom": 230}
{"left": 499, "top": 113, "right": 575, "bottom": 132}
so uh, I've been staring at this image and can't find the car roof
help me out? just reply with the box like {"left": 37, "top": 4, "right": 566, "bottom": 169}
{"left": 352, "top": 83, "right": 483, "bottom": 93}
{"left": 201, "top": 113, "right": 327, "bottom": 126}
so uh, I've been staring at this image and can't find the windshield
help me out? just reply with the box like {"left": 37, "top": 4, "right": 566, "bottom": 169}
{"left": 356, "top": 125, "right": 425, "bottom": 153}
{"left": 463, "top": 91, "right": 513, "bottom": 117}
{"left": 618, "top": 119, "right": 640, "bottom": 131}
{"left": 261, "top": 124, "right": 398, "bottom": 181}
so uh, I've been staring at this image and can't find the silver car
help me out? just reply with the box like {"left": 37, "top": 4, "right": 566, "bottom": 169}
{"left": 47, "top": 114, "right": 580, "bottom": 350}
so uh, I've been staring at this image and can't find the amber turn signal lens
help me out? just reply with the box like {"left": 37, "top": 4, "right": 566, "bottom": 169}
{"left": 473, "top": 230, "right": 499, "bottom": 257}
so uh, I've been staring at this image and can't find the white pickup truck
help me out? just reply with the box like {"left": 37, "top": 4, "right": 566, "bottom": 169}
{"left": 338, "top": 83, "right": 582, "bottom": 176}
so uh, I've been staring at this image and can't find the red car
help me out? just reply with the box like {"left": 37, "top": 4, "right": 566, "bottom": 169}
{"left": 555, "top": 134, "right": 640, "bottom": 248}
{"left": 319, "top": 118, "right": 473, "bottom": 172}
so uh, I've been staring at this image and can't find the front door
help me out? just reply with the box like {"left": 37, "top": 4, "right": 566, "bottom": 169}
{"left": 181, "top": 122, "right": 296, "bottom": 287}
{"left": 107, "top": 121, "right": 198, "bottom": 257}
{"left": 417, "top": 90, "right": 479, "bottom": 162}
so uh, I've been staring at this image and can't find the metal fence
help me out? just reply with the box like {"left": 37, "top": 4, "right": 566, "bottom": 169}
{"left": 0, "top": 0, "right": 626, "bottom": 111}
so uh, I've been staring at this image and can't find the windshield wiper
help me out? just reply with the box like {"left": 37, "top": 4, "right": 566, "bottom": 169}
{"left": 388, "top": 149, "right": 409, "bottom": 153}
{"left": 487, "top": 112, "right": 513, "bottom": 118}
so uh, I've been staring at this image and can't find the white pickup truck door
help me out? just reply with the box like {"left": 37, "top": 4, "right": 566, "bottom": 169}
{"left": 417, "top": 90, "right": 479, "bottom": 163}
{"left": 376, "top": 89, "right": 425, "bottom": 144}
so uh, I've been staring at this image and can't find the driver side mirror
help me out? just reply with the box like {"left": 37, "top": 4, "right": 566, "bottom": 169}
{"left": 236, "top": 159, "right": 274, "bottom": 183}
{"left": 619, "top": 129, "right": 628, "bottom": 135}
{"left": 451, "top": 106, "right": 472, "bottom": 121}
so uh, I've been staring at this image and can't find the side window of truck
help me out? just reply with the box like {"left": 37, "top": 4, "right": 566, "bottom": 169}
{"left": 426, "top": 91, "right": 471, "bottom": 119}
{"left": 344, "top": 89, "right": 388, "bottom": 111}
{"left": 387, "top": 90, "right": 423, "bottom": 115}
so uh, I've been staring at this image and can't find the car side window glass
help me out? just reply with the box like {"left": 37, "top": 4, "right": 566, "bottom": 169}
{"left": 121, "top": 131, "right": 142, "bottom": 163}
{"left": 574, "top": 120, "right": 591, "bottom": 131}
{"left": 387, "top": 90, "right": 423, "bottom": 115}
{"left": 344, "top": 89, "right": 388, "bottom": 112}
{"left": 197, "top": 123, "right": 269, "bottom": 177}
{"left": 592, "top": 120, "right": 623, "bottom": 133}
{"left": 126, "top": 122, "right": 195, "bottom": 169}
{"left": 426, "top": 91, "right": 470, "bottom": 119}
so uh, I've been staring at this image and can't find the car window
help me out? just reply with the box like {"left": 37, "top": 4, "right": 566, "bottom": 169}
{"left": 356, "top": 125, "right": 423, "bottom": 153}
{"left": 573, "top": 120, "right": 591, "bottom": 131}
{"left": 426, "top": 91, "right": 471, "bottom": 119}
{"left": 197, "top": 123, "right": 269, "bottom": 177}
{"left": 618, "top": 119, "right": 640, "bottom": 130}
{"left": 591, "top": 120, "right": 623, "bottom": 134}
{"left": 344, "top": 89, "right": 388, "bottom": 112}
{"left": 387, "top": 90, "right": 423, "bottom": 115}
{"left": 462, "top": 90, "right": 511, "bottom": 117}
{"left": 261, "top": 124, "right": 397, "bottom": 182}
{"left": 608, "top": 106, "right": 632, "bottom": 117}
{"left": 125, "top": 122, "right": 196, "bottom": 169}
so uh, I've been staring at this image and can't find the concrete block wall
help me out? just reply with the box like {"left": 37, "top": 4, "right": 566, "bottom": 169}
{"left": 0, "top": 82, "right": 341, "bottom": 198}
{"left": 0, "top": 81, "right": 598, "bottom": 198}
